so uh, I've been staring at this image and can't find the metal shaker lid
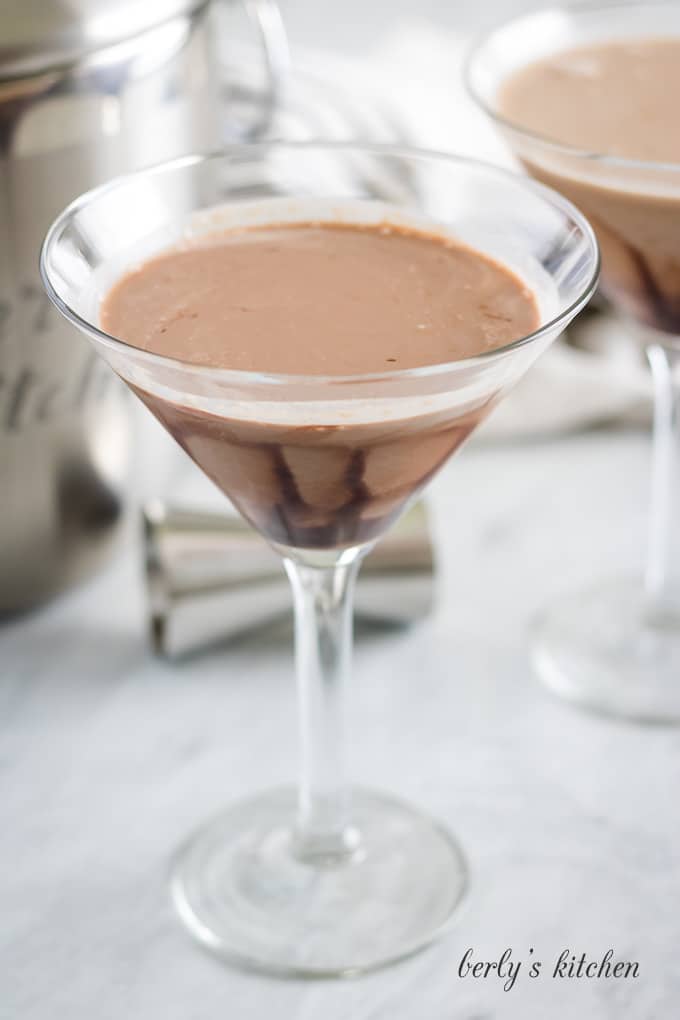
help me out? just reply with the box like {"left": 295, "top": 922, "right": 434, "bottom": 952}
{"left": 0, "top": 0, "right": 206, "bottom": 79}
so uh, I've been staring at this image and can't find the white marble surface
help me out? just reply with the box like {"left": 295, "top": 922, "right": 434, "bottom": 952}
{"left": 3, "top": 421, "right": 680, "bottom": 1019}
{"left": 4, "top": 3, "right": 680, "bottom": 1014}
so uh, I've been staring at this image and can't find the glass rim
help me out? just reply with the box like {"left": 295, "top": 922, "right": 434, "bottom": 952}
{"left": 464, "top": 0, "right": 680, "bottom": 177}
{"left": 40, "top": 140, "right": 600, "bottom": 388}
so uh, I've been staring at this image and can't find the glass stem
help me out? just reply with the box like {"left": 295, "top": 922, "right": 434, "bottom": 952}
{"left": 284, "top": 552, "right": 363, "bottom": 860}
{"left": 645, "top": 341, "right": 680, "bottom": 619}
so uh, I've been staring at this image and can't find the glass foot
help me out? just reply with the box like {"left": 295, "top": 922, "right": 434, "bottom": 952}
{"left": 532, "top": 576, "right": 680, "bottom": 723}
{"left": 171, "top": 786, "right": 468, "bottom": 978}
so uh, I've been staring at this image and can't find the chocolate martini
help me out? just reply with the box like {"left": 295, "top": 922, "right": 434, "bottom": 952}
{"left": 42, "top": 141, "right": 599, "bottom": 976}
{"left": 465, "top": 11, "right": 680, "bottom": 722}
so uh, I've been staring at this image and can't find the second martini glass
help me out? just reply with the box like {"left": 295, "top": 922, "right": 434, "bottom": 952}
{"left": 40, "top": 142, "right": 598, "bottom": 976}
{"left": 467, "top": 1, "right": 680, "bottom": 723}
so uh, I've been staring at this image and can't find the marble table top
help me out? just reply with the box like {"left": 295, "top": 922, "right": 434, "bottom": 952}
{"left": 3, "top": 422, "right": 679, "bottom": 1019}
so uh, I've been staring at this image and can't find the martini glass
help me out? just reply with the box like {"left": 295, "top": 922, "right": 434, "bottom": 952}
{"left": 467, "top": 1, "right": 680, "bottom": 723}
{"left": 40, "top": 142, "right": 598, "bottom": 976}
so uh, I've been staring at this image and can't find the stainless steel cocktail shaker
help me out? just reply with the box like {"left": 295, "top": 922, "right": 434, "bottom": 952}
{"left": 0, "top": 0, "right": 287, "bottom": 612}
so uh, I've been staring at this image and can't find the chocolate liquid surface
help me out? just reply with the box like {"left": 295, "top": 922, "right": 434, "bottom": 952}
{"left": 102, "top": 222, "right": 538, "bottom": 549}
{"left": 499, "top": 38, "right": 680, "bottom": 163}
{"left": 500, "top": 38, "right": 680, "bottom": 333}
{"left": 101, "top": 223, "right": 537, "bottom": 375}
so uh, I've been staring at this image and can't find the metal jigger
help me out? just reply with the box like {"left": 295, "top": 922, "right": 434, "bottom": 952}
{"left": 143, "top": 500, "right": 435, "bottom": 658}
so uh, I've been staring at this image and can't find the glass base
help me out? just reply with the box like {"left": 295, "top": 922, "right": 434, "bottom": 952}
{"left": 171, "top": 786, "right": 468, "bottom": 978}
{"left": 532, "top": 577, "right": 680, "bottom": 723}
